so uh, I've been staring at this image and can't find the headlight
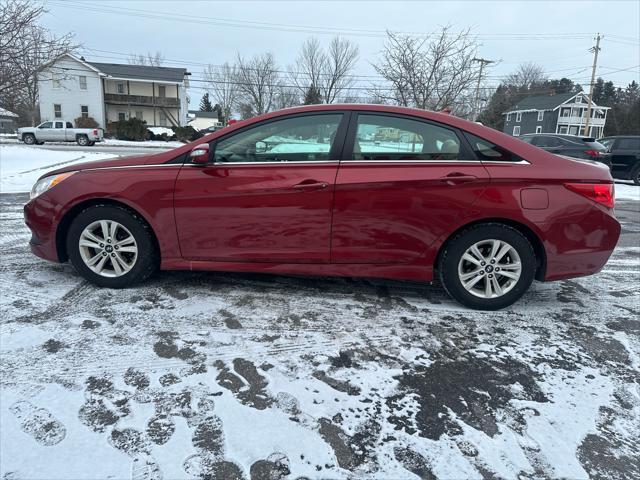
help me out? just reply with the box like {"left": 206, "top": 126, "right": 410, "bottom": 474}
{"left": 30, "top": 172, "right": 75, "bottom": 200}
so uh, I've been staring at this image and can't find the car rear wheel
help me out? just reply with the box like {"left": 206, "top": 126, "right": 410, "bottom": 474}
{"left": 23, "top": 134, "right": 36, "bottom": 145}
{"left": 76, "top": 135, "right": 89, "bottom": 146}
{"left": 631, "top": 164, "right": 640, "bottom": 185}
{"left": 66, "top": 205, "right": 158, "bottom": 288}
{"left": 438, "top": 223, "right": 536, "bottom": 310}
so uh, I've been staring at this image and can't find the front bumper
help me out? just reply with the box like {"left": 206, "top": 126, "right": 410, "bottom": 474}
{"left": 24, "top": 197, "right": 60, "bottom": 262}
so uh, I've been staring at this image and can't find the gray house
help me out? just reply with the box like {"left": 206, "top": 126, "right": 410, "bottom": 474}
{"left": 503, "top": 92, "right": 609, "bottom": 138}
{"left": 0, "top": 107, "right": 18, "bottom": 134}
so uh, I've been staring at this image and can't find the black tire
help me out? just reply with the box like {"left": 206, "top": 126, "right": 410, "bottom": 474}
{"left": 23, "top": 133, "right": 36, "bottom": 145}
{"left": 66, "top": 205, "right": 158, "bottom": 288}
{"left": 631, "top": 164, "right": 640, "bottom": 186}
{"left": 438, "top": 223, "right": 536, "bottom": 310}
{"left": 76, "top": 135, "right": 89, "bottom": 146}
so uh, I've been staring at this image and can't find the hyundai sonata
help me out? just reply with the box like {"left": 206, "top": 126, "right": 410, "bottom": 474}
{"left": 24, "top": 105, "right": 621, "bottom": 310}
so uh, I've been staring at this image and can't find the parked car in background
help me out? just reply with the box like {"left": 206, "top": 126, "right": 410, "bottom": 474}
{"left": 24, "top": 104, "right": 620, "bottom": 310}
{"left": 519, "top": 133, "right": 609, "bottom": 164}
{"left": 599, "top": 135, "right": 640, "bottom": 185}
{"left": 18, "top": 121, "right": 104, "bottom": 146}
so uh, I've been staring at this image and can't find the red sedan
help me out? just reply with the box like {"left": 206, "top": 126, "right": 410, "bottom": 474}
{"left": 24, "top": 105, "right": 620, "bottom": 310}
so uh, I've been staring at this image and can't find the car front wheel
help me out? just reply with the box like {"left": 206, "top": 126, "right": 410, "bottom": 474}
{"left": 66, "top": 205, "right": 158, "bottom": 288}
{"left": 438, "top": 223, "right": 536, "bottom": 310}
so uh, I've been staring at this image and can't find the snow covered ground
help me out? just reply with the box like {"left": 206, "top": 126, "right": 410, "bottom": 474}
{"left": 0, "top": 136, "right": 185, "bottom": 149}
{"left": 0, "top": 145, "right": 121, "bottom": 193}
{"left": 0, "top": 147, "right": 639, "bottom": 479}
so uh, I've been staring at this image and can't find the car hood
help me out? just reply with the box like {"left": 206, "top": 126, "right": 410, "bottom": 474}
{"left": 41, "top": 152, "right": 172, "bottom": 179}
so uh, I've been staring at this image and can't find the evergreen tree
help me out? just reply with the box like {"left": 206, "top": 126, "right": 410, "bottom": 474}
{"left": 199, "top": 93, "right": 214, "bottom": 112}
{"left": 304, "top": 85, "right": 322, "bottom": 105}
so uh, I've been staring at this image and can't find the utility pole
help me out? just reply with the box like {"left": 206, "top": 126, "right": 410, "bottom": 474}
{"left": 473, "top": 58, "right": 494, "bottom": 121}
{"left": 583, "top": 33, "right": 602, "bottom": 136}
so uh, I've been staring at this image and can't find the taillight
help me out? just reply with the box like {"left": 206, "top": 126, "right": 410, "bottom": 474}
{"left": 564, "top": 183, "right": 615, "bottom": 208}
{"left": 93, "top": 129, "right": 98, "bottom": 135}
{"left": 584, "top": 149, "right": 600, "bottom": 157}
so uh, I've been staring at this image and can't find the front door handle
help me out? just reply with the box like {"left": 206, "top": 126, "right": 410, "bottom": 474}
{"left": 439, "top": 173, "right": 478, "bottom": 185}
{"left": 292, "top": 181, "right": 329, "bottom": 190}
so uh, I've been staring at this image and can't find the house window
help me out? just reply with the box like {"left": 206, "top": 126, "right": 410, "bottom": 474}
{"left": 118, "top": 112, "right": 126, "bottom": 121}
{"left": 506, "top": 113, "right": 511, "bottom": 122}
{"left": 561, "top": 108, "right": 570, "bottom": 117}
{"left": 54, "top": 104, "right": 62, "bottom": 118}
{"left": 575, "top": 95, "right": 581, "bottom": 103}
{"left": 537, "top": 111, "right": 544, "bottom": 121}
{"left": 535, "top": 126, "right": 542, "bottom": 134}
{"left": 81, "top": 105, "right": 89, "bottom": 118}
{"left": 79, "top": 76, "right": 87, "bottom": 90}
{"left": 158, "top": 85, "right": 166, "bottom": 98}
{"left": 52, "top": 73, "right": 62, "bottom": 89}
{"left": 135, "top": 111, "right": 143, "bottom": 119}
{"left": 117, "top": 83, "right": 125, "bottom": 94}
{"left": 516, "top": 112, "right": 522, "bottom": 122}
{"left": 513, "top": 126, "right": 520, "bottom": 136}
{"left": 558, "top": 125, "right": 568, "bottom": 134}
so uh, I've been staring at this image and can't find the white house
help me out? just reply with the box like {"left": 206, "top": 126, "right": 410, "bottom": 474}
{"left": 37, "top": 54, "right": 190, "bottom": 128}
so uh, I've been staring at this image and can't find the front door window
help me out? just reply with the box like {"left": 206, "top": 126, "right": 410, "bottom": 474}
{"left": 213, "top": 114, "right": 343, "bottom": 164}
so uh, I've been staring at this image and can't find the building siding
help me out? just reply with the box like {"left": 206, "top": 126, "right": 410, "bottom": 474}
{"left": 37, "top": 55, "right": 189, "bottom": 128}
{"left": 38, "top": 57, "right": 105, "bottom": 126}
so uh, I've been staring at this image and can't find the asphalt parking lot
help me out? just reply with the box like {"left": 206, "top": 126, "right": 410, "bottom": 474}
{"left": 1, "top": 192, "right": 639, "bottom": 479}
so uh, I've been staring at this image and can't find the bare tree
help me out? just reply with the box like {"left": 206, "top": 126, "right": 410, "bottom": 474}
{"left": 127, "top": 51, "right": 164, "bottom": 67}
{"left": 322, "top": 37, "right": 359, "bottom": 103}
{"left": 274, "top": 85, "right": 300, "bottom": 110}
{"left": 235, "top": 52, "right": 280, "bottom": 116}
{"left": 0, "top": 0, "right": 75, "bottom": 124}
{"left": 505, "top": 62, "right": 547, "bottom": 89}
{"left": 290, "top": 37, "right": 326, "bottom": 96}
{"left": 204, "top": 62, "right": 238, "bottom": 124}
{"left": 290, "top": 36, "right": 359, "bottom": 104}
{"left": 372, "top": 27, "right": 483, "bottom": 112}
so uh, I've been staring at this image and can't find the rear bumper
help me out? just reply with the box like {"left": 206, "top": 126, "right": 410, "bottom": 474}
{"left": 540, "top": 208, "right": 621, "bottom": 281}
{"left": 24, "top": 196, "right": 60, "bottom": 262}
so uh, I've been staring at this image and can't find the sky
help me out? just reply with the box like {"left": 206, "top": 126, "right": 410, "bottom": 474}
{"left": 40, "top": 0, "right": 640, "bottom": 102}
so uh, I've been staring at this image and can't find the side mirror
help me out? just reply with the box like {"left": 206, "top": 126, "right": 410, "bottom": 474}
{"left": 189, "top": 143, "right": 210, "bottom": 165}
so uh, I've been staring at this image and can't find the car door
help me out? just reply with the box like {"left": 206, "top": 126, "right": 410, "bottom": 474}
{"left": 49, "top": 121, "right": 66, "bottom": 141}
{"left": 36, "top": 122, "right": 54, "bottom": 141}
{"left": 330, "top": 112, "right": 490, "bottom": 264}
{"left": 610, "top": 137, "right": 640, "bottom": 177}
{"left": 173, "top": 112, "right": 348, "bottom": 263}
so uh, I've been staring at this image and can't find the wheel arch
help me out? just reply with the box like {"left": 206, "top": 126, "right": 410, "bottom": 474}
{"left": 434, "top": 217, "right": 547, "bottom": 281}
{"left": 56, "top": 198, "right": 160, "bottom": 263}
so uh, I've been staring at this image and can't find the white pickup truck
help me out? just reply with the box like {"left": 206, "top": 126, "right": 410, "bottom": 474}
{"left": 18, "top": 121, "right": 104, "bottom": 146}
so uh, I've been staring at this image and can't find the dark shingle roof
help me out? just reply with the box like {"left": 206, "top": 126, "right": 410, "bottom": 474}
{"left": 88, "top": 62, "right": 187, "bottom": 83}
{"left": 508, "top": 92, "right": 577, "bottom": 112}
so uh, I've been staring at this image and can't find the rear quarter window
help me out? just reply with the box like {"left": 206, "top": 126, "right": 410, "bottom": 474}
{"left": 464, "top": 133, "right": 521, "bottom": 162}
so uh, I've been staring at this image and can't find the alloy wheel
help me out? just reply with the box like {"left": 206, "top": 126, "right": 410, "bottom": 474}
{"left": 457, "top": 239, "right": 522, "bottom": 299}
{"left": 78, "top": 220, "right": 138, "bottom": 277}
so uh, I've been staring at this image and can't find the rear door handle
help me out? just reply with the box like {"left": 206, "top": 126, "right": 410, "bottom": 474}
{"left": 439, "top": 173, "right": 478, "bottom": 185}
{"left": 292, "top": 181, "right": 329, "bottom": 190}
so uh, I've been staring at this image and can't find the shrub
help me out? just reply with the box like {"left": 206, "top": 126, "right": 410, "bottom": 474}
{"left": 105, "top": 118, "right": 147, "bottom": 141}
{"left": 74, "top": 116, "right": 99, "bottom": 128}
{"left": 171, "top": 125, "right": 198, "bottom": 143}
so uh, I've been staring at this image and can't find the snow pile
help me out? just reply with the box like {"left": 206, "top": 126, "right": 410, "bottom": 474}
{"left": 147, "top": 127, "right": 175, "bottom": 136}
{"left": 0, "top": 145, "right": 119, "bottom": 193}
{"left": 615, "top": 182, "right": 640, "bottom": 201}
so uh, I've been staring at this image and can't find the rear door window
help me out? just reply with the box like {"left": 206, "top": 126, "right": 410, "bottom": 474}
{"left": 350, "top": 114, "right": 467, "bottom": 161}
{"left": 618, "top": 138, "right": 640, "bottom": 150}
